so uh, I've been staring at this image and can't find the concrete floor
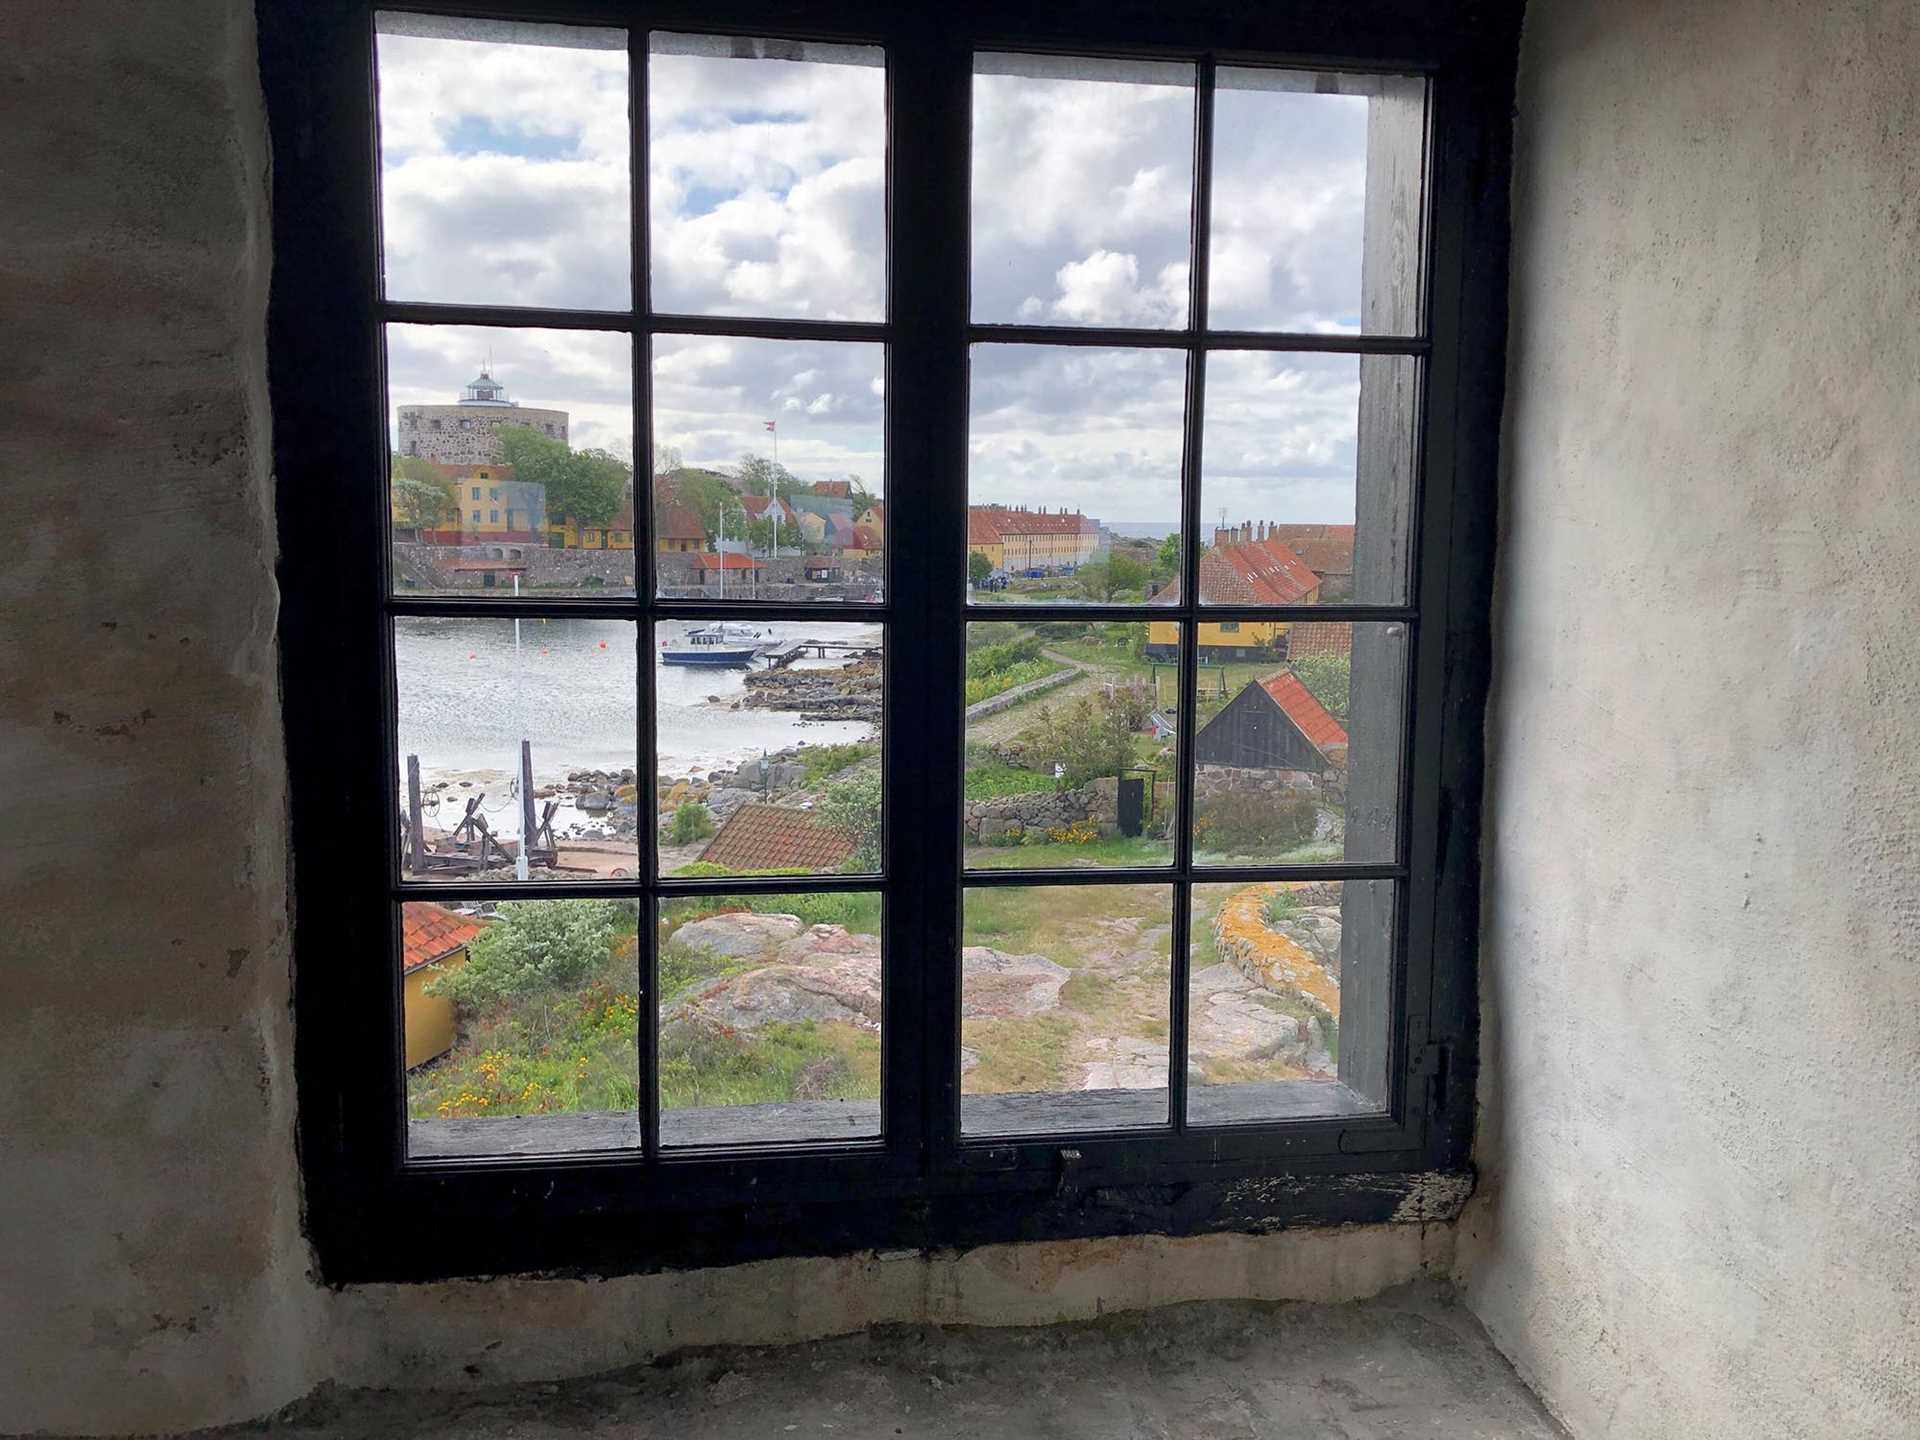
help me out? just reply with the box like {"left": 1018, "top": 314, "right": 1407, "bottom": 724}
{"left": 211, "top": 1283, "right": 1563, "bottom": 1439}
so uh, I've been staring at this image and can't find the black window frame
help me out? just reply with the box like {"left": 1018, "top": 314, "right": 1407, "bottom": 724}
{"left": 262, "top": 0, "right": 1516, "bottom": 1284}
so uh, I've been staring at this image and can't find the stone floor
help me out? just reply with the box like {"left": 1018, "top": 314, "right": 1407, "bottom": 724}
{"left": 211, "top": 1283, "right": 1564, "bottom": 1439}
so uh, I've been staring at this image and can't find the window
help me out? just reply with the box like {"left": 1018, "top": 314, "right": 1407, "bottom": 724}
{"left": 489, "top": 487, "right": 500, "bottom": 500}
{"left": 265, "top": 2, "right": 1511, "bottom": 1282}
{"left": 488, "top": 509, "right": 499, "bottom": 523}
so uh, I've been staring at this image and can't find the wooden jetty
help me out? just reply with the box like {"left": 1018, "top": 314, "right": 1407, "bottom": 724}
{"left": 759, "top": 637, "right": 880, "bottom": 668}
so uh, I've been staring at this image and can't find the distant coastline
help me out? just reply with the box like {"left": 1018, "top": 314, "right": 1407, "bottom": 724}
{"left": 1104, "top": 521, "right": 1179, "bottom": 540}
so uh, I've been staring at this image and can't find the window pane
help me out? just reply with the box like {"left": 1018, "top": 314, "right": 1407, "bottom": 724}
{"left": 386, "top": 324, "right": 636, "bottom": 598}
{"left": 652, "top": 335, "right": 884, "bottom": 602}
{"left": 1208, "top": 69, "right": 1427, "bottom": 336}
{"left": 396, "top": 618, "right": 639, "bottom": 883}
{"left": 1189, "top": 621, "right": 1404, "bottom": 866}
{"left": 648, "top": 34, "right": 885, "bottom": 321}
{"left": 405, "top": 898, "right": 642, "bottom": 1158}
{"left": 966, "top": 345, "right": 1184, "bottom": 605}
{"left": 961, "top": 883, "right": 1173, "bottom": 1135}
{"left": 971, "top": 55, "right": 1195, "bottom": 327}
{"left": 658, "top": 890, "right": 882, "bottom": 1146}
{"left": 375, "top": 15, "right": 630, "bottom": 310}
{"left": 1187, "top": 880, "right": 1393, "bottom": 1123}
{"left": 1196, "top": 351, "right": 1416, "bottom": 606}
{"left": 962, "top": 621, "right": 1175, "bottom": 871}
{"left": 655, "top": 621, "right": 881, "bottom": 877}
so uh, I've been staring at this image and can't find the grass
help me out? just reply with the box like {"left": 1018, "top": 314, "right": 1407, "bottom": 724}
{"left": 407, "top": 939, "right": 641, "bottom": 1122}
{"left": 960, "top": 882, "right": 1172, "bottom": 1097}
{"left": 963, "top": 834, "right": 1174, "bottom": 869}
{"left": 794, "top": 740, "right": 877, "bottom": 787}
{"left": 659, "top": 1018, "right": 879, "bottom": 1112}
{"left": 964, "top": 656, "right": 1070, "bottom": 705}
{"left": 962, "top": 760, "right": 1059, "bottom": 800}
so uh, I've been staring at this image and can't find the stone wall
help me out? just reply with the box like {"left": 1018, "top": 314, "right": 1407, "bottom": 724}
{"left": 396, "top": 403, "right": 570, "bottom": 465}
{"left": 1460, "top": 4, "right": 1920, "bottom": 1436}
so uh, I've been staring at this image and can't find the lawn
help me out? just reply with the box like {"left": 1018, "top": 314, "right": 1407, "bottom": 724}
{"left": 964, "top": 833, "right": 1174, "bottom": 869}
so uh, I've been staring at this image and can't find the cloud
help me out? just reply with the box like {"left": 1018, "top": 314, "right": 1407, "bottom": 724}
{"left": 375, "top": 27, "right": 1404, "bottom": 530}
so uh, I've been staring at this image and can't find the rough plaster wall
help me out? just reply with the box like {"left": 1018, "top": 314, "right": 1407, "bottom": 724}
{"left": 0, "top": 0, "right": 320, "bottom": 1434}
{"left": 0, "top": 8, "right": 1458, "bottom": 1434}
{"left": 1460, "top": 2, "right": 1920, "bottom": 1436}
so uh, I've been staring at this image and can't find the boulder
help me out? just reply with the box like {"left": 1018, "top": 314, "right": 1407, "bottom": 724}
{"left": 670, "top": 911, "right": 805, "bottom": 959}
{"left": 670, "top": 950, "right": 882, "bottom": 1031}
{"left": 1077, "top": 1035, "right": 1168, "bottom": 1091}
{"left": 1186, "top": 962, "right": 1316, "bottom": 1072}
{"left": 704, "top": 786, "right": 759, "bottom": 821}
{"left": 961, "top": 947, "right": 1070, "bottom": 1018}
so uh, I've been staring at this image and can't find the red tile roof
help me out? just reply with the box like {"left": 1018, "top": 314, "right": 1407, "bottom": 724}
{"left": 849, "top": 524, "right": 883, "bottom": 550}
{"left": 695, "top": 551, "right": 762, "bottom": 570}
{"left": 698, "top": 804, "right": 856, "bottom": 873}
{"left": 656, "top": 502, "right": 705, "bottom": 542}
{"left": 1264, "top": 524, "right": 1355, "bottom": 577}
{"left": 1261, "top": 671, "right": 1350, "bottom": 759}
{"left": 812, "top": 479, "right": 853, "bottom": 497}
{"left": 1149, "top": 550, "right": 1260, "bottom": 606}
{"left": 967, "top": 506, "right": 1100, "bottom": 538}
{"left": 1215, "top": 537, "right": 1320, "bottom": 603}
{"left": 401, "top": 904, "right": 485, "bottom": 973}
{"left": 740, "top": 495, "right": 800, "bottom": 526}
{"left": 966, "top": 511, "right": 1003, "bottom": 545}
{"left": 1286, "top": 621, "right": 1354, "bottom": 659}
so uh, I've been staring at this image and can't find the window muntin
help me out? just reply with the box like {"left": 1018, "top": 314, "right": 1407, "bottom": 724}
{"left": 308, "top": 5, "right": 1459, "bottom": 1221}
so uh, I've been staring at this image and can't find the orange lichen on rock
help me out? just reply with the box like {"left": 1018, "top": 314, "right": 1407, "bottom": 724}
{"left": 1212, "top": 882, "right": 1341, "bottom": 1019}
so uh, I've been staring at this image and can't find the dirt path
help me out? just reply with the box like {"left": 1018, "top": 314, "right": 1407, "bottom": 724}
{"left": 965, "top": 648, "right": 1128, "bottom": 745}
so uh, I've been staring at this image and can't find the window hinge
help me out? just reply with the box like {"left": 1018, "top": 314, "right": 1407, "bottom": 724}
{"left": 1413, "top": 1042, "right": 1448, "bottom": 1077}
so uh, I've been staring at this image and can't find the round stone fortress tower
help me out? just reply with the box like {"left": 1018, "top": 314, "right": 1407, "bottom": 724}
{"left": 396, "top": 368, "right": 569, "bottom": 466}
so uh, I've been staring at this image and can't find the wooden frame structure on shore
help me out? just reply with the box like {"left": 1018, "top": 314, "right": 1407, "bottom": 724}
{"left": 261, "top": 0, "right": 1521, "bottom": 1284}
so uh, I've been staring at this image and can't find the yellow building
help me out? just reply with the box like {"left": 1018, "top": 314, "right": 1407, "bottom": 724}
{"left": 1145, "top": 539, "right": 1323, "bottom": 660}
{"left": 966, "top": 506, "right": 1100, "bottom": 572}
{"left": 400, "top": 904, "right": 482, "bottom": 1070}
{"left": 548, "top": 501, "right": 638, "bottom": 551}
{"left": 856, "top": 502, "right": 886, "bottom": 541}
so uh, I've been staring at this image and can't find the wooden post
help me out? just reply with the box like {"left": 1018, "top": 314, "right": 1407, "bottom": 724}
{"left": 407, "top": 754, "right": 425, "bottom": 876}
{"left": 520, "top": 740, "right": 537, "bottom": 862}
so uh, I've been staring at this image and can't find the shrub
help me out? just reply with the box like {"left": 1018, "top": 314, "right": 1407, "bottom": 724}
{"left": 1289, "top": 655, "right": 1351, "bottom": 723}
{"left": 1192, "top": 788, "right": 1321, "bottom": 853}
{"left": 1019, "top": 691, "right": 1138, "bottom": 787}
{"left": 427, "top": 899, "right": 624, "bottom": 1009}
{"left": 668, "top": 800, "right": 715, "bottom": 844}
{"left": 819, "top": 770, "right": 882, "bottom": 873}
{"left": 1262, "top": 888, "right": 1302, "bottom": 927}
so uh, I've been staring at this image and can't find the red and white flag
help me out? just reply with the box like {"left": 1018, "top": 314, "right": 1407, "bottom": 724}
{"left": 763, "top": 419, "right": 777, "bottom": 432}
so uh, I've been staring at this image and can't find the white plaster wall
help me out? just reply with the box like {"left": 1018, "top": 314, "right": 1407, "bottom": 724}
{"left": 0, "top": 6, "right": 1454, "bottom": 1433}
{"left": 1460, "top": 2, "right": 1920, "bottom": 1436}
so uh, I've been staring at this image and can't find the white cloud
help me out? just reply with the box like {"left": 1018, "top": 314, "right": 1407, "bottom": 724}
{"left": 375, "top": 28, "right": 1400, "bottom": 530}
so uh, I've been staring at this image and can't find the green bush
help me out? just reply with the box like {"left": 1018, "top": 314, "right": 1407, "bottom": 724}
{"left": 1289, "top": 655, "right": 1351, "bottom": 723}
{"left": 819, "top": 770, "right": 882, "bottom": 873}
{"left": 668, "top": 801, "right": 715, "bottom": 844}
{"left": 1018, "top": 691, "right": 1138, "bottom": 787}
{"left": 796, "top": 740, "right": 877, "bottom": 786}
{"left": 1262, "top": 888, "right": 1302, "bottom": 927}
{"left": 1193, "top": 788, "right": 1321, "bottom": 853}
{"left": 963, "top": 762, "right": 1056, "bottom": 800}
{"left": 965, "top": 634, "right": 1042, "bottom": 677}
{"left": 426, "top": 899, "right": 624, "bottom": 1008}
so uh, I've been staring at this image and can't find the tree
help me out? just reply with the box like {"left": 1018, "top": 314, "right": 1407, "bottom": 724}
{"left": 968, "top": 550, "right": 994, "bottom": 587}
{"left": 1106, "top": 551, "right": 1148, "bottom": 597}
{"left": 1074, "top": 553, "right": 1144, "bottom": 603}
{"left": 1289, "top": 655, "right": 1352, "bottom": 723}
{"left": 1153, "top": 531, "right": 1182, "bottom": 578}
{"left": 428, "top": 899, "right": 620, "bottom": 1009}
{"left": 390, "top": 456, "right": 457, "bottom": 532}
{"left": 1019, "top": 692, "right": 1139, "bottom": 788}
{"left": 819, "top": 771, "right": 882, "bottom": 873}
{"left": 496, "top": 426, "right": 629, "bottom": 529}
{"left": 730, "top": 452, "right": 801, "bottom": 501}
{"left": 555, "top": 447, "right": 630, "bottom": 528}
{"left": 651, "top": 441, "right": 683, "bottom": 478}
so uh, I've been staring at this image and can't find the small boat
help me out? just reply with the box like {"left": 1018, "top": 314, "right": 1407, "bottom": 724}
{"left": 660, "top": 623, "right": 765, "bottom": 667}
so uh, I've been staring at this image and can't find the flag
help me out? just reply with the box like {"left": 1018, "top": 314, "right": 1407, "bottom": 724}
{"left": 763, "top": 420, "right": 777, "bottom": 432}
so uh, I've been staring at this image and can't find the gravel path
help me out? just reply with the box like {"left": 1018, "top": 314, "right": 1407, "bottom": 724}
{"left": 965, "top": 648, "right": 1126, "bottom": 745}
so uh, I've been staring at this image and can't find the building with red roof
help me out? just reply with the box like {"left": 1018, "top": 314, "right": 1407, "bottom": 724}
{"left": 399, "top": 903, "right": 485, "bottom": 1070}
{"left": 1193, "top": 670, "right": 1349, "bottom": 775}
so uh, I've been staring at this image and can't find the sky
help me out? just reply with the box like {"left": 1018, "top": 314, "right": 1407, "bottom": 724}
{"left": 376, "top": 23, "right": 1414, "bottom": 528}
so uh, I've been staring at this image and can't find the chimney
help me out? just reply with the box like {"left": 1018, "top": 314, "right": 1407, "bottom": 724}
{"left": 1213, "top": 526, "right": 1227, "bottom": 548}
